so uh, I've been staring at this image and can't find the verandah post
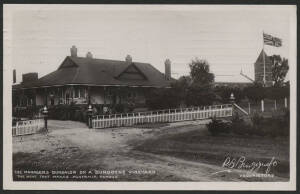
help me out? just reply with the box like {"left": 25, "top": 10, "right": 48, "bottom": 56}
{"left": 284, "top": 97, "right": 288, "bottom": 108}
{"left": 261, "top": 99, "right": 264, "bottom": 112}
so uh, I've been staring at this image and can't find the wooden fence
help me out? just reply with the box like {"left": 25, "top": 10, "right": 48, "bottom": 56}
{"left": 92, "top": 104, "right": 233, "bottom": 129}
{"left": 12, "top": 118, "right": 44, "bottom": 136}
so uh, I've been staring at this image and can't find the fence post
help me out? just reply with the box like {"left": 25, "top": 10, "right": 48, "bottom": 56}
{"left": 42, "top": 106, "right": 48, "bottom": 133}
{"left": 248, "top": 102, "right": 251, "bottom": 114}
{"left": 274, "top": 99, "right": 277, "bottom": 110}
{"left": 284, "top": 97, "right": 288, "bottom": 108}
{"left": 87, "top": 104, "right": 93, "bottom": 128}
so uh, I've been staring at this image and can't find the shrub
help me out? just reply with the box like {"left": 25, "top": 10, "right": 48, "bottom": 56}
{"left": 207, "top": 117, "right": 231, "bottom": 136}
{"left": 266, "top": 110, "right": 289, "bottom": 137}
{"left": 230, "top": 113, "right": 252, "bottom": 135}
{"left": 114, "top": 104, "right": 125, "bottom": 113}
{"left": 47, "top": 105, "right": 88, "bottom": 123}
{"left": 251, "top": 112, "right": 264, "bottom": 129}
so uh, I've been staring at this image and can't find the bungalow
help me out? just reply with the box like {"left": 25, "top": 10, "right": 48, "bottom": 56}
{"left": 12, "top": 46, "right": 173, "bottom": 112}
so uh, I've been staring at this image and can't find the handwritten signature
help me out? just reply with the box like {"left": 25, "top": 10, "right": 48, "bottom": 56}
{"left": 221, "top": 156, "right": 278, "bottom": 174}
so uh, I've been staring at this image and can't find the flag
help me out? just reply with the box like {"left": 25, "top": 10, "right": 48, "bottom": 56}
{"left": 263, "top": 33, "right": 282, "bottom": 47}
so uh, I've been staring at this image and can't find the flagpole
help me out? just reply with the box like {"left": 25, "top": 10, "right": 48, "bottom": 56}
{"left": 262, "top": 31, "right": 266, "bottom": 87}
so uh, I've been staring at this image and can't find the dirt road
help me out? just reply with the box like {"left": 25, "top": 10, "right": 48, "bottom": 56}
{"left": 13, "top": 120, "right": 288, "bottom": 181}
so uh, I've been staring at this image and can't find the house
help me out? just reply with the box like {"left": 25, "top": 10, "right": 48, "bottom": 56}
{"left": 12, "top": 46, "right": 173, "bottom": 111}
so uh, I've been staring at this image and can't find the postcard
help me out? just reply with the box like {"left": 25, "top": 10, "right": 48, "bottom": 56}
{"left": 3, "top": 4, "right": 297, "bottom": 190}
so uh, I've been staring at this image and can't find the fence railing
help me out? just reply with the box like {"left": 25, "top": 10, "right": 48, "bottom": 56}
{"left": 92, "top": 104, "right": 233, "bottom": 129}
{"left": 12, "top": 118, "right": 44, "bottom": 136}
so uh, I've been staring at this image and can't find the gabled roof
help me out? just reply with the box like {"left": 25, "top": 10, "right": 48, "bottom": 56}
{"left": 255, "top": 50, "right": 272, "bottom": 64}
{"left": 13, "top": 56, "right": 173, "bottom": 89}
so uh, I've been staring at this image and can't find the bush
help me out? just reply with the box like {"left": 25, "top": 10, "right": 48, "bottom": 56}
{"left": 146, "top": 88, "right": 182, "bottom": 110}
{"left": 48, "top": 105, "right": 88, "bottom": 123}
{"left": 207, "top": 117, "right": 231, "bottom": 136}
{"left": 114, "top": 104, "right": 125, "bottom": 113}
{"left": 230, "top": 111, "right": 289, "bottom": 137}
{"left": 207, "top": 110, "right": 289, "bottom": 138}
{"left": 230, "top": 113, "right": 252, "bottom": 135}
{"left": 251, "top": 112, "right": 264, "bottom": 129}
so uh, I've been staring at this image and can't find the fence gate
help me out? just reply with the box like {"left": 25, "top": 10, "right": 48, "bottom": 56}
{"left": 92, "top": 104, "right": 233, "bottom": 129}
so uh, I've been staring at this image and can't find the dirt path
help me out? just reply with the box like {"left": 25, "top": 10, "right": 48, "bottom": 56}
{"left": 13, "top": 120, "right": 287, "bottom": 181}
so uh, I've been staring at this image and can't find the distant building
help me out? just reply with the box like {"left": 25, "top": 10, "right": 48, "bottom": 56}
{"left": 214, "top": 74, "right": 253, "bottom": 89}
{"left": 214, "top": 81, "right": 252, "bottom": 89}
{"left": 254, "top": 50, "right": 273, "bottom": 87}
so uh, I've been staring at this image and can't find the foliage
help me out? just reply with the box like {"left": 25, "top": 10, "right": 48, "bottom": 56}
{"left": 170, "top": 76, "right": 192, "bottom": 104}
{"left": 145, "top": 88, "right": 182, "bottom": 110}
{"left": 186, "top": 85, "right": 216, "bottom": 106}
{"left": 264, "top": 86, "right": 289, "bottom": 100}
{"left": 214, "top": 86, "right": 245, "bottom": 103}
{"left": 269, "top": 55, "right": 289, "bottom": 87}
{"left": 207, "top": 117, "right": 231, "bottom": 136}
{"left": 145, "top": 58, "right": 216, "bottom": 108}
{"left": 189, "top": 58, "right": 214, "bottom": 86}
{"left": 230, "top": 113, "right": 252, "bottom": 135}
{"left": 114, "top": 104, "right": 125, "bottom": 113}
{"left": 208, "top": 112, "right": 290, "bottom": 138}
{"left": 12, "top": 106, "right": 42, "bottom": 119}
{"left": 243, "top": 82, "right": 266, "bottom": 103}
{"left": 185, "top": 58, "right": 216, "bottom": 106}
{"left": 48, "top": 105, "right": 88, "bottom": 123}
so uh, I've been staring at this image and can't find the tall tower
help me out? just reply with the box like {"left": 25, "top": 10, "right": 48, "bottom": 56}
{"left": 254, "top": 50, "right": 273, "bottom": 86}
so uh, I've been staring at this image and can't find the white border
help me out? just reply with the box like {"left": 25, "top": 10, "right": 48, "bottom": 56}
{"left": 3, "top": 4, "right": 297, "bottom": 190}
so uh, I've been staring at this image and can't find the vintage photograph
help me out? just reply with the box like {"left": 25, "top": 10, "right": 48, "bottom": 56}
{"left": 3, "top": 4, "right": 296, "bottom": 190}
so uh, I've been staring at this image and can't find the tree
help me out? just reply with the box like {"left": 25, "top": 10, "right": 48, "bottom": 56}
{"left": 186, "top": 58, "right": 216, "bottom": 106}
{"left": 145, "top": 88, "right": 182, "bottom": 110}
{"left": 171, "top": 76, "right": 192, "bottom": 105}
{"left": 269, "top": 55, "right": 289, "bottom": 87}
{"left": 189, "top": 58, "right": 214, "bottom": 86}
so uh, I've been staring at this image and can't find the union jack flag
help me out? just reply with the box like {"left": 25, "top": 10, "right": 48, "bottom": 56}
{"left": 263, "top": 33, "right": 282, "bottom": 47}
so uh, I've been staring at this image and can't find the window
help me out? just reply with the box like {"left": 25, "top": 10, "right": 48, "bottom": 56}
{"left": 74, "top": 88, "right": 80, "bottom": 98}
{"left": 74, "top": 87, "right": 85, "bottom": 99}
{"left": 79, "top": 88, "right": 84, "bottom": 98}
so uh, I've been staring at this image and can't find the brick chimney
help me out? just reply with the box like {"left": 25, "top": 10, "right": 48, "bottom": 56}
{"left": 86, "top": 51, "right": 93, "bottom": 59}
{"left": 13, "top": 69, "right": 16, "bottom": 84}
{"left": 165, "top": 59, "right": 171, "bottom": 80}
{"left": 22, "top": 72, "right": 38, "bottom": 83}
{"left": 70, "top": 45, "right": 77, "bottom": 57}
{"left": 125, "top": 55, "right": 132, "bottom": 64}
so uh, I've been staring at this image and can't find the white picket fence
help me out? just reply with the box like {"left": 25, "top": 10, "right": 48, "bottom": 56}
{"left": 12, "top": 118, "right": 44, "bottom": 136}
{"left": 92, "top": 104, "right": 233, "bottom": 129}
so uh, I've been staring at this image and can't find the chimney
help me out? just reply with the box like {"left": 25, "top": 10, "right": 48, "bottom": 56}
{"left": 22, "top": 72, "right": 38, "bottom": 83}
{"left": 86, "top": 51, "right": 93, "bottom": 59}
{"left": 164, "top": 59, "right": 171, "bottom": 80}
{"left": 70, "top": 45, "right": 77, "bottom": 57}
{"left": 13, "top": 69, "right": 16, "bottom": 84}
{"left": 125, "top": 55, "right": 132, "bottom": 64}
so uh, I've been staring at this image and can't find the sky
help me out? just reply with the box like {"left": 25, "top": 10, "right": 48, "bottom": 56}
{"left": 4, "top": 5, "right": 296, "bottom": 83}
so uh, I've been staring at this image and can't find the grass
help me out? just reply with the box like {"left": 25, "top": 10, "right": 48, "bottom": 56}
{"left": 134, "top": 128, "right": 289, "bottom": 178}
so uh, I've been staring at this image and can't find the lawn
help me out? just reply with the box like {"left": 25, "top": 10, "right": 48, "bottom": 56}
{"left": 134, "top": 127, "right": 290, "bottom": 179}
